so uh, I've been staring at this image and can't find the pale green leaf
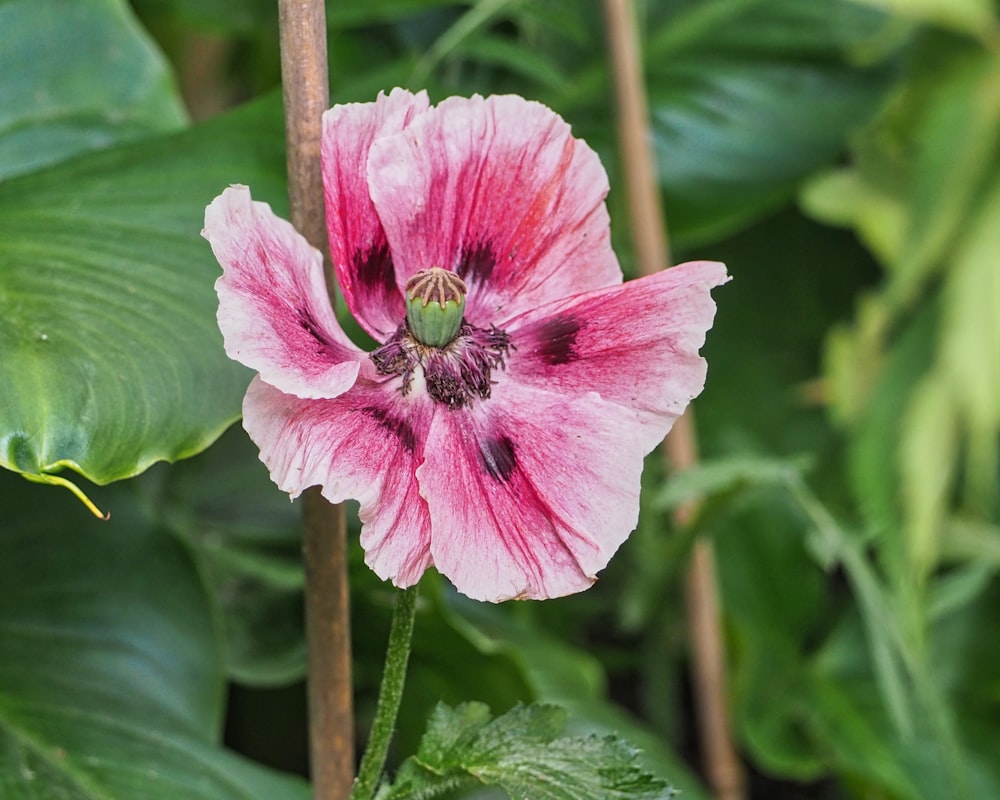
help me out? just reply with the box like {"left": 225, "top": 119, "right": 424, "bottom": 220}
{"left": 800, "top": 168, "right": 907, "bottom": 265}
{"left": 892, "top": 54, "right": 1000, "bottom": 307}
{"left": 654, "top": 454, "right": 811, "bottom": 512}
{"left": 938, "top": 173, "right": 1000, "bottom": 505}
{"left": 898, "top": 375, "right": 957, "bottom": 578}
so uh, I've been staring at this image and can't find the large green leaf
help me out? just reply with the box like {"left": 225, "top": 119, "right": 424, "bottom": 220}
{"left": 0, "top": 97, "right": 287, "bottom": 506}
{"left": 646, "top": 0, "right": 900, "bottom": 245}
{"left": 0, "top": 0, "right": 186, "bottom": 178}
{"left": 0, "top": 468, "right": 309, "bottom": 799}
{"left": 157, "top": 426, "right": 307, "bottom": 687}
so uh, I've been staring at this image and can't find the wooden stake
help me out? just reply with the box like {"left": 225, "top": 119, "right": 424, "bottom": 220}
{"left": 602, "top": 2, "right": 746, "bottom": 799}
{"left": 276, "top": 3, "right": 355, "bottom": 797}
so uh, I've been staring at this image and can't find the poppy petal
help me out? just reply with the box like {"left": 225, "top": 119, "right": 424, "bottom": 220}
{"left": 508, "top": 260, "right": 728, "bottom": 438}
{"left": 368, "top": 94, "right": 621, "bottom": 327}
{"left": 418, "top": 381, "right": 649, "bottom": 601}
{"left": 205, "top": 185, "right": 362, "bottom": 400}
{"left": 244, "top": 376, "right": 433, "bottom": 587}
{"left": 322, "top": 88, "right": 430, "bottom": 341}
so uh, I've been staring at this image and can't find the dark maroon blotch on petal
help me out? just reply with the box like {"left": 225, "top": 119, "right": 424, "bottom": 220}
{"left": 362, "top": 405, "right": 417, "bottom": 453}
{"left": 457, "top": 241, "right": 497, "bottom": 285}
{"left": 536, "top": 313, "right": 580, "bottom": 365}
{"left": 296, "top": 307, "right": 342, "bottom": 355}
{"left": 353, "top": 241, "right": 397, "bottom": 300}
{"left": 480, "top": 435, "right": 516, "bottom": 483}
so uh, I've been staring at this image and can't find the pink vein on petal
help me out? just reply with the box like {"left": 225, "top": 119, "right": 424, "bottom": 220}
{"left": 204, "top": 185, "right": 362, "bottom": 400}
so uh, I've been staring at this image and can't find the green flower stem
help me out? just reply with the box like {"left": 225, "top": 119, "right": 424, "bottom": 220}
{"left": 351, "top": 585, "right": 419, "bottom": 800}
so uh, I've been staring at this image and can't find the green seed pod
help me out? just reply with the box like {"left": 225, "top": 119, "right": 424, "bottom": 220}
{"left": 405, "top": 268, "right": 467, "bottom": 347}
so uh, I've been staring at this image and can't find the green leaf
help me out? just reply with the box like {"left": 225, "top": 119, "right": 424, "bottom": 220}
{"left": 646, "top": 0, "right": 899, "bottom": 244}
{"left": 653, "top": 453, "right": 811, "bottom": 513}
{"left": 156, "top": 426, "right": 307, "bottom": 686}
{"left": 844, "top": 301, "right": 937, "bottom": 540}
{"left": 451, "top": 33, "right": 570, "bottom": 91}
{"left": 936, "top": 170, "right": 1000, "bottom": 506}
{"left": 0, "top": 96, "right": 287, "bottom": 500}
{"left": 0, "top": 0, "right": 187, "bottom": 178}
{"left": 408, "top": 0, "right": 522, "bottom": 87}
{"left": 382, "top": 703, "right": 673, "bottom": 800}
{"left": 892, "top": 53, "right": 1000, "bottom": 307}
{"left": 894, "top": 168, "right": 1000, "bottom": 579}
{"left": 939, "top": 580, "right": 1000, "bottom": 796}
{"left": 437, "top": 597, "right": 710, "bottom": 800}
{"left": 800, "top": 648, "right": 924, "bottom": 799}
{"left": 132, "top": 0, "right": 276, "bottom": 35}
{"left": 800, "top": 167, "right": 908, "bottom": 266}
{"left": 850, "top": 0, "right": 998, "bottom": 39}
{"left": 898, "top": 374, "right": 957, "bottom": 578}
{"left": 0, "top": 468, "right": 309, "bottom": 799}
{"left": 804, "top": 604, "right": 991, "bottom": 800}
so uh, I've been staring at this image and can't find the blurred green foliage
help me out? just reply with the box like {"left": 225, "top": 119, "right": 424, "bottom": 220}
{"left": 0, "top": 0, "right": 998, "bottom": 798}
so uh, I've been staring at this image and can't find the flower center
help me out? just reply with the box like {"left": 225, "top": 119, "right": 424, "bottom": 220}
{"left": 370, "top": 268, "right": 512, "bottom": 409}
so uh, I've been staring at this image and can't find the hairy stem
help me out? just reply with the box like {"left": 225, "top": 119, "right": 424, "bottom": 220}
{"left": 351, "top": 586, "right": 420, "bottom": 800}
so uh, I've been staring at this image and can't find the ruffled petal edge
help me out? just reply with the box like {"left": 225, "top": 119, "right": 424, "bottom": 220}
{"left": 205, "top": 185, "right": 362, "bottom": 400}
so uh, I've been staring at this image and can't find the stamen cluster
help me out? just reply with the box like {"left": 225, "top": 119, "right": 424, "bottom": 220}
{"left": 371, "top": 320, "right": 512, "bottom": 409}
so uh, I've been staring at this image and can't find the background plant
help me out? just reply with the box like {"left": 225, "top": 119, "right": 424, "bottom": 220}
{"left": 1, "top": 1, "right": 997, "bottom": 798}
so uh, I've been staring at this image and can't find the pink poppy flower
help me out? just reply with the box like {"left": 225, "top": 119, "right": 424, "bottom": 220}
{"left": 203, "top": 88, "right": 727, "bottom": 602}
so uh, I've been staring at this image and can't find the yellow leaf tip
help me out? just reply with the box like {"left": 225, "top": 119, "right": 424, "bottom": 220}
{"left": 23, "top": 472, "right": 109, "bottom": 520}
